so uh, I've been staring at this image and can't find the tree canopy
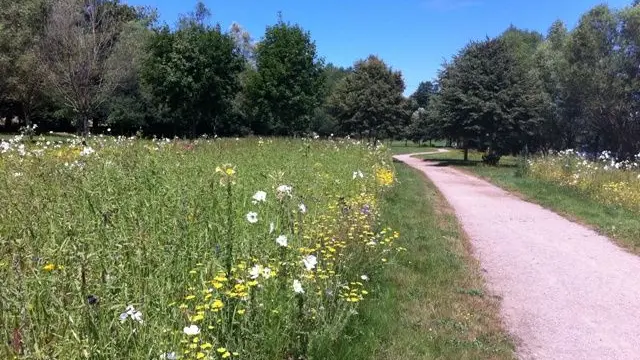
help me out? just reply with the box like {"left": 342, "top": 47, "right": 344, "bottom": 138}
{"left": 1, "top": 0, "right": 640, "bottom": 158}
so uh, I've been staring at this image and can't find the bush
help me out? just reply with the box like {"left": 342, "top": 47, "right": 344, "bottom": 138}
{"left": 482, "top": 151, "right": 501, "bottom": 166}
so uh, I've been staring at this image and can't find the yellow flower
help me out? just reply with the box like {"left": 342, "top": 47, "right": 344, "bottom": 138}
{"left": 196, "top": 352, "right": 206, "bottom": 359}
{"left": 201, "top": 343, "right": 213, "bottom": 350}
{"left": 190, "top": 313, "right": 204, "bottom": 322}
{"left": 43, "top": 263, "right": 56, "bottom": 271}
{"left": 212, "top": 299, "right": 224, "bottom": 311}
{"left": 236, "top": 309, "right": 246, "bottom": 315}
{"left": 222, "top": 351, "right": 231, "bottom": 358}
{"left": 216, "top": 347, "right": 227, "bottom": 354}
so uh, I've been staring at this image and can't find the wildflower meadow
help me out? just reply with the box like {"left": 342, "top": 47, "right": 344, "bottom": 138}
{"left": 528, "top": 150, "right": 640, "bottom": 213}
{"left": 0, "top": 135, "right": 401, "bottom": 359}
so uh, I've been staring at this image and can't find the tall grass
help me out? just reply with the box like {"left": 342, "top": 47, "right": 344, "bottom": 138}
{"left": 0, "top": 136, "right": 400, "bottom": 359}
{"left": 529, "top": 150, "right": 640, "bottom": 213}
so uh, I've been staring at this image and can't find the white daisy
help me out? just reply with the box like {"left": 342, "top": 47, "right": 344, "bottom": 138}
{"left": 293, "top": 279, "right": 304, "bottom": 294}
{"left": 246, "top": 212, "right": 258, "bottom": 224}
{"left": 183, "top": 324, "right": 200, "bottom": 336}
{"left": 249, "top": 264, "right": 262, "bottom": 279}
{"left": 252, "top": 191, "right": 267, "bottom": 204}
{"left": 276, "top": 185, "right": 292, "bottom": 196}
{"left": 303, "top": 254, "right": 317, "bottom": 271}
{"left": 276, "top": 235, "right": 288, "bottom": 247}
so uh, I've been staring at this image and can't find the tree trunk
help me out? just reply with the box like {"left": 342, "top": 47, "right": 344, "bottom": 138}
{"left": 463, "top": 143, "right": 469, "bottom": 162}
{"left": 80, "top": 114, "right": 90, "bottom": 138}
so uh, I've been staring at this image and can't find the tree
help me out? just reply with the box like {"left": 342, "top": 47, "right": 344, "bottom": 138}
{"left": 411, "top": 81, "right": 437, "bottom": 109}
{"left": 564, "top": 5, "right": 640, "bottom": 157}
{"left": 142, "top": 3, "right": 244, "bottom": 138}
{"left": 103, "top": 12, "right": 156, "bottom": 135}
{"left": 245, "top": 19, "right": 324, "bottom": 136}
{"left": 435, "top": 38, "right": 548, "bottom": 161}
{"left": 407, "top": 81, "right": 438, "bottom": 144}
{"left": 310, "top": 63, "right": 351, "bottom": 136}
{"left": 328, "top": 55, "right": 407, "bottom": 143}
{"left": 41, "top": 0, "right": 137, "bottom": 137}
{"left": 229, "top": 22, "right": 256, "bottom": 65}
{"left": 0, "top": 0, "right": 48, "bottom": 133}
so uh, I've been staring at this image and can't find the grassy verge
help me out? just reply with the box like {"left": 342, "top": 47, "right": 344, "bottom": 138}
{"left": 420, "top": 149, "right": 640, "bottom": 252}
{"left": 328, "top": 164, "right": 514, "bottom": 359}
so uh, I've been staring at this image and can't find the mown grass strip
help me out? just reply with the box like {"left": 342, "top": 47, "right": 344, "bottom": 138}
{"left": 325, "top": 164, "right": 514, "bottom": 359}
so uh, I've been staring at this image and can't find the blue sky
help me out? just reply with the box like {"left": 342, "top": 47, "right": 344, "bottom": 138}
{"left": 123, "top": 0, "right": 630, "bottom": 95}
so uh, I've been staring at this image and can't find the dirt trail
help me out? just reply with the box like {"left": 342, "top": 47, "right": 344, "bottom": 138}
{"left": 394, "top": 151, "right": 640, "bottom": 360}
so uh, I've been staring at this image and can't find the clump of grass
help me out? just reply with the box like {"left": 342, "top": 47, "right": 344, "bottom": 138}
{"left": 0, "top": 136, "right": 401, "bottom": 359}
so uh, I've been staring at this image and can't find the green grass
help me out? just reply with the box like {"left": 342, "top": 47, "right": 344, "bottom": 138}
{"left": 327, "top": 164, "right": 515, "bottom": 359}
{"left": 419, "top": 149, "right": 640, "bottom": 252}
{"left": 0, "top": 132, "right": 78, "bottom": 142}
{"left": 0, "top": 137, "right": 399, "bottom": 359}
{"left": 387, "top": 140, "right": 444, "bottom": 155}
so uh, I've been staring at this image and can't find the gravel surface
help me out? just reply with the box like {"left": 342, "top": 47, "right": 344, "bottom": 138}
{"left": 394, "top": 152, "right": 640, "bottom": 360}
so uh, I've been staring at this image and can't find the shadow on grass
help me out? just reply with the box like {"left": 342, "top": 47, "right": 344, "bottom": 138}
{"left": 422, "top": 158, "right": 518, "bottom": 168}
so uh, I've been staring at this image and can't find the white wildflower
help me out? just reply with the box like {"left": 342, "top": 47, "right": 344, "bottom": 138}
{"left": 249, "top": 264, "right": 262, "bottom": 279}
{"left": 160, "top": 352, "right": 177, "bottom": 360}
{"left": 119, "top": 305, "right": 143, "bottom": 323}
{"left": 276, "top": 184, "right": 292, "bottom": 196}
{"left": 263, "top": 267, "right": 272, "bottom": 279}
{"left": 79, "top": 146, "right": 95, "bottom": 156}
{"left": 276, "top": 235, "right": 288, "bottom": 247}
{"left": 246, "top": 211, "right": 258, "bottom": 224}
{"left": 361, "top": 275, "right": 369, "bottom": 281}
{"left": 293, "top": 279, "right": 304, "bottom": 294}
{"left": 303, "top": 254, "right": 317, "bottom": 271}
{"left": 183, "top": 324, "right": 200, "bottom": 336}
{"left": 353, "top": 170, "right": 364, "bottom": 179}
{"left": 299, "top": 203, "right": 307, "bottom": 213}
{"left": 269, "top": 222, "right": 275, "bottom": 234}
{"left": 252, "top": 190, "right": 267, "bottom": 204}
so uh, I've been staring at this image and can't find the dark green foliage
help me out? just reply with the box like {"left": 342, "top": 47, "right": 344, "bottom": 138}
{"left": 141, "top": 7, "right": 244, "bottom": 138}
{"left": 328, "top": 55, "right": 408, "bottom": 141}
{"left": 434, "top": 37, "right": 548, "bottom": 159}
{"left": 245, "top": 20, "right": 324, "bottom": 136}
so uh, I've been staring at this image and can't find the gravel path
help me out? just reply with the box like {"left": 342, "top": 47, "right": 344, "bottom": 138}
{"left": 394, "top": 151, "right": 640, "bottom": 360}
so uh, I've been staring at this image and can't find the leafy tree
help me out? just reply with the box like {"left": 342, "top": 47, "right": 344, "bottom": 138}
{"left": 411, "top": 81, "right": 437, "bottom": 109}
{"left": 565, "top": 5, "right": 639, "bottom": 157}
{"left": 0, "top": 0, "right": 48, "bottom": 132}
{"left": 310, "top": 63, "right": 351, "bottom": 136}
{"left": 328, "top": 55, "right": 407, "bottom": 143}
{"left": 142, "top": 3, "right": 244, "bottom": 138}
{"left": 103, "top": 15, "right": 156, "bottom": 135}
{"left": 407, "top": 81, "right": 438, "bottom": 144}
{"left": 435, "top": 38, "right": 548, "bottom": 161}
{"left": 245, "top": 19, "right": 324, "bottom": 136}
